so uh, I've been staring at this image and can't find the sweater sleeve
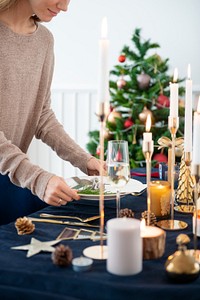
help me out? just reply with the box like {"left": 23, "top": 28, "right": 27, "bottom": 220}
{"left": 0, "top": 131, "right": 54, "bottom": 200}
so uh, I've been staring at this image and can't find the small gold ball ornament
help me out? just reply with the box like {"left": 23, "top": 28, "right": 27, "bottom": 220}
{"left": 107, "top": 110, "right": 122, "bottom": 125}
{"left": 139, "top": 106, "right": 154, "bottom": 124}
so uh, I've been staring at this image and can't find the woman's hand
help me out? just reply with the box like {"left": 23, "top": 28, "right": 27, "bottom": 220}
{"left": 87, "top": 157, "right": 107, "bottom": 176}
{"left": 43, "top": 176, "right": 80, "bottom": 206}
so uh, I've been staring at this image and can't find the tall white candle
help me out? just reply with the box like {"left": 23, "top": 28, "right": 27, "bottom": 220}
{"left": 97, "top": 17, "right": 109, "bottom": 104}
{"left": 142, "top": 114, "right": 154, "bottom": 153}
{"left": 169, "top": 68, "right": 179, "bottom": 118}
{"left": 106, "top": 218, "right": 142, "bottom": 276}
{"left": 184, "top": 64, "right": 193, "bottom": 152}
{"left": 192, "top": 97, "right": 200, "bottom": 164}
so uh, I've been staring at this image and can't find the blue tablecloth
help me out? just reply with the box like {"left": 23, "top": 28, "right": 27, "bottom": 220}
{"left": 0, "top": 176, "right": 199, "bottom": 300}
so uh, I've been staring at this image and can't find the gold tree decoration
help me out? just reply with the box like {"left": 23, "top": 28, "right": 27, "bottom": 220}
{"left": 176, "top": 151, "right": 195, "bottom": 205}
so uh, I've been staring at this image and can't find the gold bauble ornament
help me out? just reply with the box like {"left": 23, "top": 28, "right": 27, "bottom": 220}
{"left": 103, "top": 129, "right": 112, "bottom": 140}
{"left": 139, "top": 106, "right": 154, "bottom": 124}
{"left": 175, "top": 146, "right": 183, "bottom": 157}
{"left": 107, "top": 110, "right": 122, "bottom": 125}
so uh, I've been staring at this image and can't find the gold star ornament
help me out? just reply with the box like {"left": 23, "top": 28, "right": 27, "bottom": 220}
{"left": 11, "top": 238, "right": 61, "bottom": 257}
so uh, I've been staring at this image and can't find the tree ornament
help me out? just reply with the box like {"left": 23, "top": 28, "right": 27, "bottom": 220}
{"left": 107, "top": 110, "right": 122, "bottom": 125}
{"left": 141, "top": 211, "right": 157, "bottom": 226}
{"left": 153, "top": 152, "right": 168, "bottom": 167}
{"left": 119, "top": 208, "right": 134, "bottom": 218}
{"left": 118, "top": 53, "right": 126, "bottom": 63}
{"left": 51, "top": 244, "right": 73, "bottom": 267}
{"left": 175, "top": 146, "right": 183, "bottom": 157}
{"left": 124, "top": 117, "right": 134, "bottom": 129}
{"left": 103, "top": 129, "right": 112, "bottom": 140}
{"left": 156, "top": 94, "right": 170, "bottom": 109}
{"left": 139, "top": 106, "right": 153, "bottom": 123}
{"left": 137, "top": 72, "right": 151, "bottom": 90}
{"left": 15, "top": 217, "right": 35, "bottom": 235}
{"left": 96, "top": 144, "right": 101, "bottom": 156}
{"left": 117, "top": 76, "right": 126, "bottom": 89}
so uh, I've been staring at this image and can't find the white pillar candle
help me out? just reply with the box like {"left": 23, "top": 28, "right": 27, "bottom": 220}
{"left": 169, "top": 68, "right": 179, "bottom": 118}
{"left": 184, "top": 64, "right": 193, "bottom": 152}
{"left": 142, "top": 114, "right": 154, "bottom": 152}
{"left": 192, "top": 97, "right": 200, "bottom": 164}
{"left": 97, "top": 17, "right": 110, "bottom": 105}
{"left": 107, "top": 218, "right": 142, "bottom": 276}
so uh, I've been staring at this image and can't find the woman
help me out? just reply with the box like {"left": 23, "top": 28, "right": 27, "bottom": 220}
{"left": 0, "top": 0, "right": 102, "bottom": 225}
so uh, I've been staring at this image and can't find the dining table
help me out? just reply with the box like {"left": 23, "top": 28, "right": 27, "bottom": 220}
{"left": 0, "top": 174, "right": 199, "bottom": 300}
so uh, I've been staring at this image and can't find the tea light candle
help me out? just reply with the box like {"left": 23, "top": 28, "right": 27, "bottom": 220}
{"left": 106, "top": 218, "right": 142, "bottom": 276}
{"left": 72, "top": 256, "right": 93, "bottom": 272}
{"left": 141, "top": 220, "right": 166, "bottom": 260}
{"left": 149, "top": 181, "right": 171, "bottom": 217}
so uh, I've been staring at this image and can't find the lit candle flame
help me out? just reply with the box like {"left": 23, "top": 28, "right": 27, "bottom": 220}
{"left": 173, "top": 68, "right": 178, "bottom": 82}
{"left": 197, "top": 96, "right": 200, "bottom": 113}
{"left": 101, "top": 17, "right": 108, "bottom": 39}
{"left": 187, "top": 64, "right": 191, "bottom": 80}
{"left": 145, "top": 114, "right": 151, "bottom": 132}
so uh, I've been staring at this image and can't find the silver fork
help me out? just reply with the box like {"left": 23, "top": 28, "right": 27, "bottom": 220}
{"left": 40, "top": 213, "right": 100, "bottom": 223}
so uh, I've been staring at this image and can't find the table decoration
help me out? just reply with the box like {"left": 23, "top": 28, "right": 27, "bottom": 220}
{"left": 165, "top": 234, "right": 199, "bottom": 283}
{"left": 51, "top": 244, "right": 73, "bottom": 267}
{"left": 142, "top": 114, "right": 154, "bottom": 225}
{"left": 175, "top": 150, "right": 195, "bottom": 213}
{"left": 11, "top": 238, "right": 62, "bottom": 257}
{"left": 106, "top": 218, "right": 142, "bottom": 276}
{"left": 141, "top": 211, "right": 157, "bottom": 226}
{"left": 140, "top": 219, "right": 166, "bottom": 259}
{"left": 15, "top": 216, "right": 35, "bottom": 235}
{"left": 72, "top": 256, "right": 93, "bottom": 272}
{"left": 157, "top": 69, "right": 187, "bottom": 230}
{"left": 119, "top": 208, "right": 134, "bottom": 218}
{"left": 149, "top": 181, "right": 171, "bottom": 218}
{"left": 56, "top": 227, "right": 107, "bottom": 241}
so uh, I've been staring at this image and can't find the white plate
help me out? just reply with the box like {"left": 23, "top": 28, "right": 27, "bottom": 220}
{"left": 65, "top": 176, "right": 146, "bottom": 200}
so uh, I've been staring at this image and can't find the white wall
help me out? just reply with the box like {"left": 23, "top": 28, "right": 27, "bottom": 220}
{"left": 45, "top": 0, "right": 200, "bottom": 89}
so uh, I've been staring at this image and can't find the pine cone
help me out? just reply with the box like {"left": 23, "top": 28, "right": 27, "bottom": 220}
{"left": 119, "top": 208, "right": 134, "bottom": 218}
{"left": 15, "top": 217, "right": 35, "bottom": 235}
{"left": 141, "top": 211, "right": 157, "bottom": 226}
{"left": 51, "top": 244, "right": 73, "bottom": 267}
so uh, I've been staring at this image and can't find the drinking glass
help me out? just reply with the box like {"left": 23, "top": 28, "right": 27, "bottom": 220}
{"left": 107, "top": 140, "right": 130, "bottom": 217}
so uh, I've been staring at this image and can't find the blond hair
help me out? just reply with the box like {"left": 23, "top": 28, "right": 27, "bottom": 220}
{"left": 0, "top": 0, "right": 40, "bottom": 21}
{"left": 0, "top": 0, "right": 17, "bottom": 10}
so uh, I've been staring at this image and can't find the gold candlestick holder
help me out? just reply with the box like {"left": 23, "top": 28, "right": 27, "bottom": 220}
{"left": 157, "top": 116, "right": 188, "bottom": 230}
{"left": 83, "top": 102, "right": 109, "bottom": 260}
{"left": 142, "top": 141, "right": 154, "bottom": 226}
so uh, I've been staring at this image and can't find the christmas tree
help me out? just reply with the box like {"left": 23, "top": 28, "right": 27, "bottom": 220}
{"left": 87, "top": 28, "right": 185, "bottom": 168}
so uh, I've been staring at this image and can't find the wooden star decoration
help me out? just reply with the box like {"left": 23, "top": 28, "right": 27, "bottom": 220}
{"left": 11, "top": 238, "right": 61, "bottom": 257}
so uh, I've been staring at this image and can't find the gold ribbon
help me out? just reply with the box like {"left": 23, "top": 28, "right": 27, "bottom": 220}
{"left": 157, "top": 136, "right": 184, "bottom": 150}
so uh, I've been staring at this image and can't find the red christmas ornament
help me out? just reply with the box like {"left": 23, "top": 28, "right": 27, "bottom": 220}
{"left": 156, "top": 94, "right": 170, "bottom": 109}
{"left": 115, "top": 150, "right": 123, "bottom": 161}
{"left": 96, "top": 145, "right": 101, "bottom": 156}
{"left": 118, "top": 54, "right": 126, "bottom": 63}
{"left": 153, "top": 153, "right": 168, "bottom": 167}
{"left": 124, "top": 118, "right": 134, "bottom": 128}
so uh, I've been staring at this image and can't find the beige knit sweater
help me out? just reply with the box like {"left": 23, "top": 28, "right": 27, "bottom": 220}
{"left": 0, "top": 21, "right": 91, "bottom": 200}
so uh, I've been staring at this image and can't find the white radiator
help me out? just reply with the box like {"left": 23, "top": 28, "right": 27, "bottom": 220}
{"left": 28, "top": 87, "right": 99, "bottom": 178}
